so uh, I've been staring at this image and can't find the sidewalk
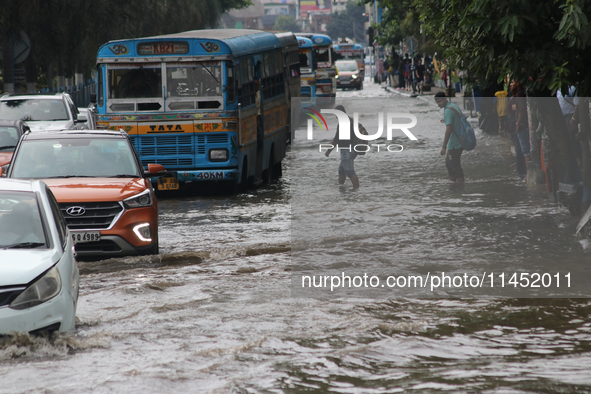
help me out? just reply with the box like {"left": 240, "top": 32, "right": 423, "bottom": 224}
{"left": 382, "top": 83, "right": 479, "bottom": 128}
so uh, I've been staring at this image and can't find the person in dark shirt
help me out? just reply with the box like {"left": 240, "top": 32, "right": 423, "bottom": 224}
{"left": 325, "top": 105, "right": 361, "bottom": 189}
{"left": 415, "top": 59, "right": 426, "bottom": 94}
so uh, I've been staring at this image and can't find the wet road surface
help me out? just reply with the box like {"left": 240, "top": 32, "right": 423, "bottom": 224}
{"left": 1, "top": 81, "right": 591, "bottom": 393}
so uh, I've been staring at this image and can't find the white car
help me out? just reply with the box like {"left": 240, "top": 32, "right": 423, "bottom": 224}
{"left": 0, "top": 179, "right": 79, "bottom": 334}
{"left": 0, "top": 93, "right": 86, "bottom": 132}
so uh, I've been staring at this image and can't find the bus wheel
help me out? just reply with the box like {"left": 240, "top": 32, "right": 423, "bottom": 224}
{"left": 262, "top": 157, "right": 272, "bottom": 185}
{"left": 240, "top": 157, "right": 251, "bottom": 190}
{"left": 272, "top": 158, "right": 282, "bottom": 180}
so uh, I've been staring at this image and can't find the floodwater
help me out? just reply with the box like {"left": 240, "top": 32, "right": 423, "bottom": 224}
{"left": 1, "top": 82, "right": 591, "bottom": 393}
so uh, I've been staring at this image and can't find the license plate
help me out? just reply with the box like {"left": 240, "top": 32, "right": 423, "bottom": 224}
{"left": 341, "top": 81, "right": 350, "bottom": 84}
{"left": 72, "top": 231, "right": 101, "bottom": 244}
{"left": 158, "top": 177, "right": 179, "bottom": 190}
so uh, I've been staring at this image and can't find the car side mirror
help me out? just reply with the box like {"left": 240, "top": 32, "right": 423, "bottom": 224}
{"left": 147, "top": 163, "right": 166, "bottom": 175}
{"left": 75, "top": 118, "right": 87, "bottom": 124}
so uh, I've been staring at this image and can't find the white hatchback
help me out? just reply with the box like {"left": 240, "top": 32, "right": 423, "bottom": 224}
{"left": 0, "top": 179, "right": 79, "bottom": 334}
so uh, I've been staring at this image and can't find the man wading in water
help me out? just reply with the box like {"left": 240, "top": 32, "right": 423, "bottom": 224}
{"left": 435, "top": 92, "right": 465, "bottom": 183}
{"left": 325, "top": 105, "right": 360, "bottom": 189}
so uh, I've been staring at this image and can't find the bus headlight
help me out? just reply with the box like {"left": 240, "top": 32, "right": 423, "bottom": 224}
{"left": 123, "top": 190, "right": 153, "bottom": 209}
{"left": 209, "top": 149, "right": 228, "bottom": 162}
{"left": 10, "top": 266, "right": 62, "bottom": 310}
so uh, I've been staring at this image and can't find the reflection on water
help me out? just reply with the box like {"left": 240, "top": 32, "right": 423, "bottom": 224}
{"left": 0, "top": 83, "right": 590, "bottom": 393}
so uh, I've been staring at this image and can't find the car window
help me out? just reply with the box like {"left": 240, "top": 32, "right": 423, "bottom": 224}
{"left": 0, "top": 191, "right": 47, "bottom": 248}
{"left": 0, "top": 99, "right": 69, "bottom": 121}
{"left": 0, "top": 127, "right": 19, "bottom": 150}
{"left": 46, "top": 187, "right": 67, "bottom": 248}
{"left": 11, "top": 137, "right": 141, "bottom": 178}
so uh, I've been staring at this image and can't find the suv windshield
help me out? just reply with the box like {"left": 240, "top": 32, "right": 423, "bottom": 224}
{"left": 11, "top": 137, "right": 141, "bottom": 179}
{"left": 0, "top": 99, "right": 69, "bottom": 122}
{"left": 336, "top": 61, "right": 358, "bottom": 72}
{"left": 0, "top": 191, "right": 47, "bottom": 248}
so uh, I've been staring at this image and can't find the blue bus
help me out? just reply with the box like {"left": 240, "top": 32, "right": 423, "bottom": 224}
{"left": 95, "top": 29, "right": 299, "bottom": 190}
{"left": 296, "top": 33, "right": 336, "bottom": 105}
{"left": 297, "top": 36, "right": 315, "bottom": 103}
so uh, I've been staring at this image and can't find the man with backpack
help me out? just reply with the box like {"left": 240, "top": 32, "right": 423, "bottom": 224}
{"left": 435, "top": 92, "right": 464, "bottom": 183}
{"left": 325, "top": 105, "right": 366, "bottom": 189}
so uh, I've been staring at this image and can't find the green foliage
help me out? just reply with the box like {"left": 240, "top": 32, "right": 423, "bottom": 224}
{"left": 274, "top": 15, "right": 300, "bottom": 33}
{"left": 409, "top": 0, "right": 591, "bottom": 95}
{"left": 0, "top": 0, "right": 252, "bottom": 84}
{"left": 326, "top": 1, "right": 366, "bottom": 43}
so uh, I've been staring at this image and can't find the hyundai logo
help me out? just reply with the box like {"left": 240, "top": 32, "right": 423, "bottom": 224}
{"left": 66, "top": 206, "right": 86, "bottom": 216}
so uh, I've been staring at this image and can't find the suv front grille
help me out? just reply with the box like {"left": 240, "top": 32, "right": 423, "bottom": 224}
{"left": 59, "top": 202, "right": 123, "bottom": 230}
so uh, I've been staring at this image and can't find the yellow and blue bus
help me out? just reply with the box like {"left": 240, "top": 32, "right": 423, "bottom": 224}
{"left": 297, "top": 36, "right": 315, "bottom": 103}
{"left": 296, "top": 33, "right": 336, "bottom": 105}
{"left": 95, "top": 29, "right": 299, "bottom": 190}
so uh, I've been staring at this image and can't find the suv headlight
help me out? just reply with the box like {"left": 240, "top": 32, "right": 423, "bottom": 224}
{"left": 123, "top": 190, "right": 153, "bottom": 209}
{"left": 10, "top": 266, "right": 61, "bottom": 310}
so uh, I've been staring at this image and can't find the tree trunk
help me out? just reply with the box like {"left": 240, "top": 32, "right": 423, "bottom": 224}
{"left": 577, "top": 98, "right": 591, "bottom": 213}
{"left": 2, "top": 39, "right": 15, "bottom": 93}
{"left": 25, "top": 44, "right": 36, "bottom": 93}
{"left": 538, "top": 97, "right": 579, "bottom": 184}
{"left": 47, "top": 63, "right": 54, "bottom": 91}
{"left": 538, "top": 97, "right": 582, "bottom": 215}
{"left": 57, "top": 59, "right": 65, "bottom": 91}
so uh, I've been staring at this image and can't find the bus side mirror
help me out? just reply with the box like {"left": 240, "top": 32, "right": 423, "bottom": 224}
{"left": 90, "top": 93, "right": 97, "bottom": 104}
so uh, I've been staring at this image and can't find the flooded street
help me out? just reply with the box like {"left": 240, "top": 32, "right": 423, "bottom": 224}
{"left": 2, "top": 81, "right": 591, "bottom": 393}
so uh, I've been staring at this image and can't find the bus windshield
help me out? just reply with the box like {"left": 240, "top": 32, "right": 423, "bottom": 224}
{"left": 314, "top": 48, "right": 331, "bottom": 67}
{"left": 166, "top": 62, "right": 222, "bottom": 98}
{"left": 299, "top": 50, "right": 312, "bottom": 70}
{"left": 108, "top": 64, "right": 162, "bottom": 99}
{"left": 107, "top": 61, "right": 223, "bottom": 99}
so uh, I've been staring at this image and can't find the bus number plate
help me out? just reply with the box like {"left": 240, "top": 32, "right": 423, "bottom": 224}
{"left": 158, "top": 177, "right": 179, "bottom": 190}
{"left": 72, "top": 231, "right": 101, "bottom": 244}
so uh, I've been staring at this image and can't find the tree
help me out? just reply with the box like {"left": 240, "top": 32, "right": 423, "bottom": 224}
{"left": 274, "top": 15, "right": 300, "bottom": 33}
{"left": 0, "top": 0, "right": 253, "bottom": 91}
{"left": 326, "top": 1, "right": 366, "bottom": 43}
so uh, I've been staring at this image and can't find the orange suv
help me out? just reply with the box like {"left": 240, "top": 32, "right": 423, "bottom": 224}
{"left": 3, "top": 130, "right": 164, "bottom": 258}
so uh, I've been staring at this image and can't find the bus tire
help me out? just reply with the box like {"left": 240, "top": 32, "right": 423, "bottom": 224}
{"left": 262, "top": 152, "right": 273, "bottom": 185}
{"left": 240, "top": 157, "right": 252, "bottom": 190}
{"left": 272, "top": 161, "right": 283, "bottom": 180}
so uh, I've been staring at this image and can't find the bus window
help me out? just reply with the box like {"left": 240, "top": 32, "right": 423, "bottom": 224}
{"left": 226, "top": 61, "right": 236, "bottom": 103}
{"left": 166, "top": 62, "right": 222, "bottom": 98}
{"left": 108, "top": 65, "right": 162, "bottom": 99}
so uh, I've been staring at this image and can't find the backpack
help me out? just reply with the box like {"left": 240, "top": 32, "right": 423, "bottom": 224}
{"left": 447, "top": 104, "right": 476, "bottom": 151}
